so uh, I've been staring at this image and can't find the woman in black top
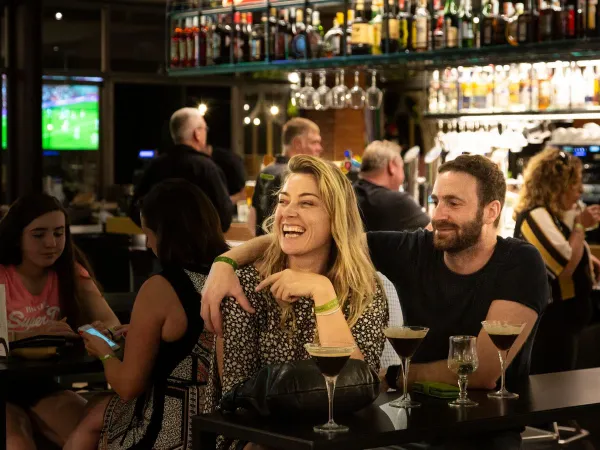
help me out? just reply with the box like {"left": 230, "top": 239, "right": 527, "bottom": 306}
{"left": 65, "top": 179, "right": 228, "bottom": 450}
{"left": 514, "top": 148, "right": 600, "bottom": 373}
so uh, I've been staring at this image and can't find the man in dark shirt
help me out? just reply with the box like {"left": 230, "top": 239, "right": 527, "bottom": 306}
{"left": 355, "top": 140, "right": 430, "bottom": 232}
{"left": 199, "top": 155, "right": 550, "bottom": 449}
{"left": 249, "top": 118, "right": 322, "bottom": 236}
{"left": 209, "top": 145, "right": 247, "bottom": 204}
{"left": 130, "top": 108, "right": 232, "bottom": 232}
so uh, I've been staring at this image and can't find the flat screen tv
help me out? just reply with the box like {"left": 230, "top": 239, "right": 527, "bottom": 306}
{"left": 2, "top": 81, "right": 100, "bottom": 151}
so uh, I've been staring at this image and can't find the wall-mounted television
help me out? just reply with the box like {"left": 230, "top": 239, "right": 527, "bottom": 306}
{"left": 2, "top": 80, "right": 100, "bottom": 151}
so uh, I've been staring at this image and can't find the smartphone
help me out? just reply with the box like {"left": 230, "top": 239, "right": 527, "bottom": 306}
{"left": 78, "top": 325, "right": 120, "bottom": 351}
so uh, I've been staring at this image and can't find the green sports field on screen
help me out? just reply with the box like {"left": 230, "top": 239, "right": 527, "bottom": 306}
{"left": 2, "top": 84, "right": 99, "bottom": 150}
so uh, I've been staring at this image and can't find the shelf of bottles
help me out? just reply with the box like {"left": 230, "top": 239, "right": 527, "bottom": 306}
{"left": 425, "top": 58, "right": 600, "bottom": 119}
{"left": 166, "top": 0, "right": 600, "bottom": 76}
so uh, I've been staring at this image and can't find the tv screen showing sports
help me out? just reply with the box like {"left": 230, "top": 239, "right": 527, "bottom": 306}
{"left": 1, "top": 82, "right": 100, "bottom": 151}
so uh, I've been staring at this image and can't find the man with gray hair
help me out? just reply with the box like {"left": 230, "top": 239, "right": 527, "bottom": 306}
{"left": 131, "top": 107, "right": 232, "bottom": 231}
{"left": 354, "top": 140, "right": 429, "bottom": 232}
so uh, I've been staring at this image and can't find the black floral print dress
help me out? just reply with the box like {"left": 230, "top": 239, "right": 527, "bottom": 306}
{"left": 204, "top": 265, "right": 389, "bottom": 449}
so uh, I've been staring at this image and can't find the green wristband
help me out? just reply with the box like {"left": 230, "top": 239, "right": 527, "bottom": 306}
{"left": 214, "top": 256, "right": 238, "bottom": 271}
{"left": 314, "top": 298, "right": 339, "bottom": 314}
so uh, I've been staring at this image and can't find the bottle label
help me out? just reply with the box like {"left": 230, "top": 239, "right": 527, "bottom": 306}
{"left": 179, "top": 39, "right": 187, "bottom": 64}
{"left": 187, "top": 36, "right": 195, "bottom": 63}
{"left": 251, "top": 39, "right": 261, "bottom": 60}
{"left": 461, "top": 21, "right": 474, "bottom": 39}
{"left": 213, "top": 34, "right": 221, "bottom": 59}
{"left": 400, "top": 18, "right": 409, "bottom": 49}
{"left": 171, "top": 39, "right": 179, "bottom": 63}
{"left": 541, "top": 14, "right": 552, "bottom": 37}
{"left": 352, "top": 23, "right": 373, "bottom": 45}
{"left": 518, "top": 19, "right": 527, "bottom": 41}
{"left": 446, "top": 19, "right": 458, "bottom": 47}
{"left": 373, "top": 22, "right": 382, "bottom": 52}
{"left": 388, "top": 18, "right": 401, "bottom": 39}
{"left": 415, "top": 17, "right": 428, "bottom": 49}
{"left": 483, "top": 20, "right": 493, "bottom": 44}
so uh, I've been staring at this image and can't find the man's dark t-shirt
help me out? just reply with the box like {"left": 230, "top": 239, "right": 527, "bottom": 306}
{"left": 252, "top": 155, "right": 289, "bottom": 236}
{"left": 212, "top": 147, "right": 246, "bottom": 196}
{"left": 368, "top": 230, "right": 549, "bottom": 385}
{"left": 354, "top": 179, "right": 430, "bottom": 232}
{"left": 130, "top": 144, "right": 233, "bottom": 232}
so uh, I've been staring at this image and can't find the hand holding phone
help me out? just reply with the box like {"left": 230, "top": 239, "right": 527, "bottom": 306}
{"left": 78, "top": 325, "right": 120, "bottom": 351}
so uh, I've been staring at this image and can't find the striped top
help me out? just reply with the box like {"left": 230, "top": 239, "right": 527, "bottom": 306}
{"left": 514, "top": 206, "right": 593, "bottom": 303}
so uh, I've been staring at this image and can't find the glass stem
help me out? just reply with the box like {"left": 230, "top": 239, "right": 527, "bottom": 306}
{"left": 401, "top": 357, "right": 411, "bottom": 401}
{"left": 325, "top": 375, "right": 338, "bottom": 425}
{"left": 458, "top": 374, "right": 468, "bottom": 401}
{"left": 498, "top": 350, "right": 507, "bottom": 392}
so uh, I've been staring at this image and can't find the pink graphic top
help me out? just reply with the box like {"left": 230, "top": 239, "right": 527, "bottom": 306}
{"left": 0, "top": 264, "right": 89, "bottom": 331}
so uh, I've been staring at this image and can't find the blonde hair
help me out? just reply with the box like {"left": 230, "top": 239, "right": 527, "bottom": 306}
{"left": 515, "top": 147, "right": 582, "bottom": 218}
{"left": 361, "top": 140, "right": 402, "bottom": 173}
{"left": 258, "top": 155, "right": 377, "bottom": 328}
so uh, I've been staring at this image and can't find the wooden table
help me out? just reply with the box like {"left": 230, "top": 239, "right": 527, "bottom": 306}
{"left": 0, "top": 345, "right": 102, "bottom": 450}
{"left": 193, "top": 368, "right": 600, "bottom": 450}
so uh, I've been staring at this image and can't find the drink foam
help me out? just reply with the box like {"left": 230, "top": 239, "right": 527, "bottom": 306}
{"left": 482, "top": 323, "right": 524, "bottom": 335}
{"left": 384, "top": 327, "right": 428, "bottom": 339}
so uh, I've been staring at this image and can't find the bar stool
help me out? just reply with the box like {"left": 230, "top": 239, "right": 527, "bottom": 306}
{"left": 522, "top": 422, "right": 589, "bottom": 445}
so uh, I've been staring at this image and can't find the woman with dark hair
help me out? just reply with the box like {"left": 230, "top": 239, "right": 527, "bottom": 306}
{"left": 66, "top": 178, "right": 228, "bottom": 450}
{"left": 1, "top": 193, "right": 119, "bottom": 450}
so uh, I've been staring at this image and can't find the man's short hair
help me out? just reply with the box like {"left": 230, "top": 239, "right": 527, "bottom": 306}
{"left": 439, "top": 154, "right": 507, "bottom": 225}
{"left": 360, "top": 140, "right": 402, "bottom": 173}
{"left": 282, "top": 118, "right": 319, "bottom": 147}
{"left": 170, "top": 108, "right": 202, "bottom": 144}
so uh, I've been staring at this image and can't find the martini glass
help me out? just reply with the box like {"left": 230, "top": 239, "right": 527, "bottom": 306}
{"left": 384, "top": 326, "right": 429, "bottom": 408}
{"left": 481, "top": 320, "right": 526, "bottom": 399}
{"left": 305, "top": 342, "right": 356, "bottom": 433}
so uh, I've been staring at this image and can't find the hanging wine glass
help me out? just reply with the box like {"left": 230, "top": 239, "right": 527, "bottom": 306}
{"left": 316, "top": 71, "right": 331, "bottom": 111}
{"left": 366, "top": 71, "right": 383, "bottom": 110}
{"left": 299, "top": 73, "right": 318, "bottom": 110}
{"left": 331, "top": 69, "right": 349, "bottom": 109}
{"left": 348, "top": 71, "right": 366, "bottom": 110}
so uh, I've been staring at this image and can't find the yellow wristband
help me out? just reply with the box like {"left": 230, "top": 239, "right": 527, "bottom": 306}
{"left": 574, "top": 223, "right": 586, "bottom": 232}
{"left": 314, "top": 298, "right": 339, "bottom": 314}
{"left": 100, "top": 354, "right": 115, "bottom": 363}
{"left": 214, "top": 256, "right": 238, "bottom": 271}
{"left": 316, "top": 307, "right": 341, "bottom": 317}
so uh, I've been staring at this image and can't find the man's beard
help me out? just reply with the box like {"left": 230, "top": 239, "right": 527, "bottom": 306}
{"left": 432, "top": 209, "right": 484, "bottom": 253}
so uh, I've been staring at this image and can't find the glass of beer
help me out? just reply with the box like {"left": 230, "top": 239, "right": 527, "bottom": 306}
{"left": 384, "top": 326, "right": 429, "bottom": 408}
{"left": 448, "top": 335, "right": 479, "bottom": 407}
{"left": 305, "top": 342, "right": 356, "bottom": 433}
{"left": 481, "top": 320, "right": 526, "bottom": 399}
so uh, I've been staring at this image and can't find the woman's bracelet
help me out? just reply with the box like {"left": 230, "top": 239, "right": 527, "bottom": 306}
{"left": 316, "top": 307, "right": 341, "bottom": 317}
{"left": 574, "top": 223, "right": 586, "bottom": 233}
{"left": 214, "top": 256, "right": 238, "bottom": 271}
{"left": 99, "top": 353, "right": 115, "bottom": 363}
{"left": 314, "top": 298, "right": 339, "bottom": 315}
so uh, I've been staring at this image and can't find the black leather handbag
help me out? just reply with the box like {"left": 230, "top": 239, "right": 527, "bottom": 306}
{"left": 10, "top": 335, "right": 69, "bottom": 350}
{"left": 220, "top": 359, "right": 380, "bottom": 417}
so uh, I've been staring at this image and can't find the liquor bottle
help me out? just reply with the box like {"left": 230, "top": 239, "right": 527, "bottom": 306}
{"left": 508, "top": 3, "right": 523, "bottom": 44}
{"left": 323, "top": 14, "right": 345, "bottom": 56}
{"left": 459, "top": 0, "right": 475, "bottom": 46}
{"left": 588, "top": 0, "right": 597, "bottom": 35}
{"left": 508, "top": 65, "right": 522, "bottom": 110}
{"left": 233, "top": 12, "right": 243, "bottom": 63}
{"left": 352, "top": 0, "right": 373, "bottom": 54}
{"left": 276, "top": 9, "right": 291, "bottom": 60}
{"left": 267, "top": 8, "right": 277, "bottom": 61}
{"left": 196, "top": 16, "right": 206, "bottom": 66}
{"left": 552, "top": 0, "right": 566, "bottom": 38}
{"left": 398, "top": 0, "right": 413, "bottom": 50}
{"left": 216, "top": 14, "right": 232, "bottom": 64}
{"left": 537, "top": 64, "right": 551, "bottom": 109}
{"left": 481, "top": 0, "right": 498, "bottom": 45}
{"left": 250, "top": 13, "right": 266, "bottom": 61}
{"left": 186, "top": 17, "right": 199, "bottom": 67}
{"left": 572, "top": 64, "right": 586, "bottom": 108}
{"left": 433, "top": 11, "right": 446, "bottom": 48}
{"left": 518, "top": 0, "right": 539, "bottom": 42}
{"left": 494, "top": 65, "right": 510, "bottom": 110}
{"left": 444, "top": 0, "right": 460, "bottom": 47}
{"left": 307, "top": 9, "right": 324, "bottom": 58}
{"left": 552, "top": 66, "right": 569, "bottom": 109}
{"left": 204, "top": 16, "right": 214, "bottom": 65}
{"left": 458, "top": 68, "right": 472, "bottom": 111}
{"left": 495, "top": 0, "right": 515, "bottom": 44}
{"left": 583, "top": 65, "right": 597, "bottom": 107}
{"left": 371, "top": 5, "right": 383, "bottom": 54}
{"left": 347, "top": 8, "right": 356, "bottom": 55}
{"left": 518, "top": 64, "right": 532, "bottom": 109}
{"left": 539, "top": 0, "right": 554, "bottom": 38}
{"left": 171, "top": 24, "right": 182, "bottom": 67}
{"left": 180, "top": 19, "right": 191, "bottom": 67}
{"left": 413, "top": 0, "right": 431, "bottom": 50}
{"left": 241, "top": 13, "right": 251, "bottom": 62}
{"left": 291, "top": 9, "right": 308, "bottom": 58}
{"left": 429, "top": 69, "right": 440, "bottom": 112}
{"left": 382, "top": 0, "right": 401, "bottom": 52}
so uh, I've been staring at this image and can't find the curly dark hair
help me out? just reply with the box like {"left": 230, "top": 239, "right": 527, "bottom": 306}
{"left": 439, "top": 154, "right": 507, "bottom": 226}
